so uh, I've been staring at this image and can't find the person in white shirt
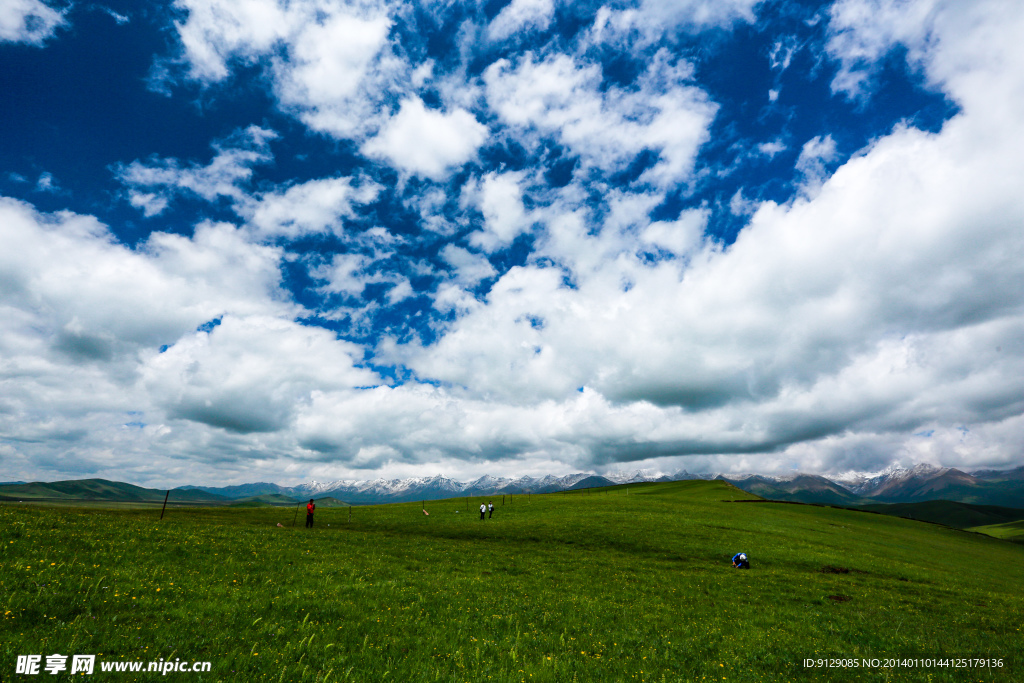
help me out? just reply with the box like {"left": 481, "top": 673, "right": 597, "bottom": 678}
{"left": 488, "top": 502, "right": 494, "bottom": 518}
{"left": 479, "top": 503, "right": 486, "bottom": 520}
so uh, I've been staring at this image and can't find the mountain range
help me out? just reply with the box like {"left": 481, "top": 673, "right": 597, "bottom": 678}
{"left": 176, "top": 463, "right": 1024, "bottom": 508}
{"left": 176, "top": 470, "right": 676, "bottom": 505}
{"left": 725, "top": 463, "right": 1024, "bottom": 508}
{"left": 2, "top": 463, "right": 1023, "bottom": 511}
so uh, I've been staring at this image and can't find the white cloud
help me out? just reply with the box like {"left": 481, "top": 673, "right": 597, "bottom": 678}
{"left": 0, "top": 197, "right": 315, "bottom": 479}
{"left": 102, "top": 7, "right": 129, "bottom": 25}
{"left": 466, "top": 171, "right": 531, "bottom": 252}
{"left": 758, "top": 139, "right": 786, "bottom": 157}
{"left": 589, "top": 0, "right": 762, "bottom": 44}
{"left": 769, "top": 37, "right": 798, "bottom": 72}
{"left": 314, "top": 253, "right": 372, "bottom": 296}
{"left": 826, "top": 0, "right": 939, "bottom": 99}
{"left": 488, "top": 0, "right": 554, "bottom": 41}
{"left": 170, "top": 0, "right": 401, "bottom": 139}
{"left": 794, "top": 134, "right": 838, "bottom": 191}
{"left": 7, "top": 0, "right": 1024, "bottom": 485}
{"left": 241, "top": 176, "right": 381, "bottom": 240}
{"left": 128, "top": 193, "right": 166, "bottom": 218}
{"left": 640, "top": 209, "right": 706, "bottom": 254}
{"left": 143, "top": 314, "right": 378, "bottom": 433}
{"left": 384, "top": 0, "right": 1024, "bottom": 470}
{"left": 271, "top": 10, "right": 397, "bottom": 138}
{"left": 484, "top": 50, "right": 717, "bottom": 187}
{"left": 172, "top": 0, "right": 302, "bottom": 82}
{"left": 0, "top": 0, "right": 64, "bottom": 45}
{"left": 440, "top": 244, "right": 497, "bottom": 286}
{"left": 115, "top": 126, "right": 275, "bottom": 214}
{"left": 35, "top": 171, "right": 57, "bottom": 192}
{"left": 361, "top": 97, "right": 488, "bottom": 179}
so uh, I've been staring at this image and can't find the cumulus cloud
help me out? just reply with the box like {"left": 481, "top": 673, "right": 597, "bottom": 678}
{"left": 488, "top": 0, "right": 554, "bottom": 41}
{"left": 6, "top": 0, "right": 1024, "bottom": 486}
{"left": 640, "top": 209, "right": 707, "bottom": 255}
{"left": 382, "top": 0, "right": 1024, "bottom": 470}
{"left": 0, "top": 0, "right": 64, "bottom": 45}
{"left": 0, "top": 197, "right": 316, "bottom": 479}
{"left": 484, "top": 50, "right": 717, "bottom": 187}
{"left": 143, "top": 314, "right": 378, "bottom": 433}
{"left": 241, "top": 176, "right": 381, "bottom": 240}
{"left": 170, "top": 0, "right": 400, "bottom": 139}
{"left": 465, "top": 171, "right": 532, "bottom": 252}
{"left": 794, "top": 134, "right": 839, "bottom": 191}
{"left": 826, "top": 0, "right": 939, "bottom": 98}
{"left": 589, "top": 0, "right": 762, "bottom": 43}
{"left": 114, "top": 126, "right": 276, "bottom": 214}
{"left": 361, "top": 97, "right": 488, "bottom": 179}
{"left": 270, "top": 10, "right": 397, "bottom": 137}
{"left": 440, "top": 244, "right": 497, "bottom": 286}
{"left": 314, "top": 253, "right": 374, "bottom": 297}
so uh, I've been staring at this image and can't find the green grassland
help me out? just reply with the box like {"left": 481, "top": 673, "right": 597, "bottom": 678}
{"left": 1, "top": 480, "right": 1021, "bottom": 682}
{"left": 856, "top": 501, "right": 1024, "bottom": 530}
{"left": 967, "top": 520, "right": 1024, "bottom": 544}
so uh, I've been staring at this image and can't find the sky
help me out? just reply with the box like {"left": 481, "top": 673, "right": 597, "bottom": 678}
{"left": 1, "top": 0, "right": 1023, "bottom": 487}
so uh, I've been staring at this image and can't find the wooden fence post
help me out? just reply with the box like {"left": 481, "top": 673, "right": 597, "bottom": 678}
{"left": 159, "top": 490, "right": 170, "bottom": 520}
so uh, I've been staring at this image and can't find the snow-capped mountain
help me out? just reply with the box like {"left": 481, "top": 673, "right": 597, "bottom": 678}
{"left": 180, "top": 463, "right": 1024, "bottom": 507}
{"left": 829, "top": 463, "right": 972, "bottom": 498}
{"left": 182, "top": 469, "right": 673, "bottom": 504}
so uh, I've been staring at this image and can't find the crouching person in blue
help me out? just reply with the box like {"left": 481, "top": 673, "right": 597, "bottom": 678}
{"left": 731, "top": 552, "right": 750, "bottom": 569}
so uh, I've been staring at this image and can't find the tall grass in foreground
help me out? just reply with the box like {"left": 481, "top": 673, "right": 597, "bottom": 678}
{"left": 1, "top": 480, "right": 1021, "bottom": 682}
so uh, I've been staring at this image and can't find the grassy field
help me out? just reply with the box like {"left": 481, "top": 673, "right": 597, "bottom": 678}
{"left": 856, "top": 500, "right": 1024, "bottom": 530}
{"left": 968, "top": 520, "right": 1024, "bottom": 544}
{"left": 1, "top": 480, "right": 1021, "bottom": 682}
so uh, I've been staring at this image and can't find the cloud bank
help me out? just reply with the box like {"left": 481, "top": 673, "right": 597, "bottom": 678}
{"left": 2, "top": 0, "right": 1023, "bottom": 487}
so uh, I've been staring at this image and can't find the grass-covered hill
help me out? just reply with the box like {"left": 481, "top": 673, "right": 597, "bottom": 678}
{"left": 856, "top": 500, "right": 1024, "bottom": 530}
{"left": 967, "top": 520, "right": 1024, "bottom": 544}
{"left": 1, "top": 480, "right": 1020, "bottom": 681}
{"left": 0, "top": 479, "right": 230, "bottom": 506}
{"left": 228, "top": 494, "right": 306, "bottom": 508}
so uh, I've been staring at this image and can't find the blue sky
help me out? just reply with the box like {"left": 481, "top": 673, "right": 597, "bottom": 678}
{"left": 2, "top": 0, "right": 1022, "bottom": 487}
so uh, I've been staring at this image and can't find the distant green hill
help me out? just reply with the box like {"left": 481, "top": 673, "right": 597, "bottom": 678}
{"left": 311, "top": 496, "right": 350, "bottom": 507}
{"left": 968, "top": 519, "right": 1024, "bottom": 543}
{"left": 0, "top": 479, "right": 352, "bottom": 508}
{"left": 856, "top": 500, "right": 1024, "bottom": 529}
{"left": 0, "top": 478, "right": 229, "bottom": 505}
{"left": 228, "top": 493, "right": 300, "bottom": 507}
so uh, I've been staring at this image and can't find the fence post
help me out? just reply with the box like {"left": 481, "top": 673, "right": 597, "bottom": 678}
{"left": 159, "top": 490, "right": 170, "bottom": 520}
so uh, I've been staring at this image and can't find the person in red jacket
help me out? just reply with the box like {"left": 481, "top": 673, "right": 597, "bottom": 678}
{"left": 305, "top": 499, "right": 315, "bottom": 528}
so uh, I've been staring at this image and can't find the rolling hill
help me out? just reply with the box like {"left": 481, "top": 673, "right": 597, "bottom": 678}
{"left": 0, "top": 479, "right": 230, "bottom": 505}
{"left": 855, "top": 500, "right": 1024, "bottom": 529}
